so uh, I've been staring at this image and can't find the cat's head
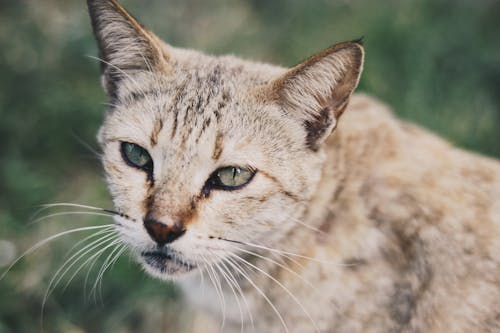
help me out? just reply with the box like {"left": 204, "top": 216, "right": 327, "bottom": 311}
{"left": 88, "top": 0, "right": 363, "bottom": 280}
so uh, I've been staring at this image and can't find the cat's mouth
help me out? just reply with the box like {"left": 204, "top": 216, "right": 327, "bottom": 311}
{"left": 140, "top": 248, "right": 196, "bottom": 276}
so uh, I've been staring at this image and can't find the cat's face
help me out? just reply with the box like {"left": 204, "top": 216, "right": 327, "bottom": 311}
{"left": 89, "top": 0, "right": 363, "bottom": 279}
{"left": 98, "top": 55, "right": 321, "bottom": 279}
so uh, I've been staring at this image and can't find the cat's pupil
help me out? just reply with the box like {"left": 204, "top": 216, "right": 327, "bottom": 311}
{"left": 218, "top": 167, "right": 238, "bottom": 186}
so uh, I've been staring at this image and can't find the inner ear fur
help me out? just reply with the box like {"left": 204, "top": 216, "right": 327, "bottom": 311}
{"left": 270, "top": 41, "right": 364, "bottom": 151}
{"left": 87, "top": 0, "right": 169, "bottom": 98}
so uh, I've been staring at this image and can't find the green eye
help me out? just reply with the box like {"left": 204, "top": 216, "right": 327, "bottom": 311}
{"left": 121, "top": 142, "right": 153, "bottom": 170}
{"left": 208, "top": 166, "right": 255, "bottom": 190}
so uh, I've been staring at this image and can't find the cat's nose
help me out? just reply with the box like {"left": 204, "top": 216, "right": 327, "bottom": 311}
{"left": 143, "top": 217, "right": 186, "bottom": 246}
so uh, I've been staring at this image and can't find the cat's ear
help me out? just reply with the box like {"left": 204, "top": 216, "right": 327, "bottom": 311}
{"left": 269, "top": 41, "right": 364, "bottom": 151}
{"left": 87, "top": 0, "right": 169, "bottom": 98}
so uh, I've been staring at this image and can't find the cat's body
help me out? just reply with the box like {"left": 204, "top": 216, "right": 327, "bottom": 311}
{"left": 184, "top": 94, "right": 500, "bottom": 333}
{"left": 87, "top": 1, "right": 500, "bottom": 332}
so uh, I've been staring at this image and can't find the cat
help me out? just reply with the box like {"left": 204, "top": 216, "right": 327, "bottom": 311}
{"left": 87, "top": 0, "right": 500, "bottom": 332}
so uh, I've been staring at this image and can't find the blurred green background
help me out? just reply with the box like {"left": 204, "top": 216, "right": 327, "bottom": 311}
{"left": 0, "top": 0, "right": 499, "bottom": 332}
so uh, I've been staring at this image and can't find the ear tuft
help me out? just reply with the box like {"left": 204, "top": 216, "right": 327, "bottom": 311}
{"left": 87, "top": 0, "right": 168, "bottom": 98}
{"left": 271, "top": 41, "right": 364, "bottom": 151}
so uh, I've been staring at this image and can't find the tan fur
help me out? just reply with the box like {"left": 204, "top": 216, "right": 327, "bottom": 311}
{"left": 87, "top": 1, "right": 500, "bottom": 332}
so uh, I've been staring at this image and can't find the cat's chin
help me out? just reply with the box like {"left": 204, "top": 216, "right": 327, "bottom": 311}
{"left": 138, "top": 249, "right": 197, "bottom": 280}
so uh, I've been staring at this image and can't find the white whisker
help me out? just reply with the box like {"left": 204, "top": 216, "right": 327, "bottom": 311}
{"left": 229, "top": 253, "right": 320, "bottom": 333}
{"left": 42, "top": 231, "right": 117, "bottom": 304}
{"left": 231, "top": 246, "right": 315, "bottom": 290}
{"left": 31, "top": 202, "right": 113, "bottom": 221}
{"left": 219, "top": 257, "right": 255, "bottom": 332}
{"left": 65, "top": 239, "right": 122, "bottom": 302}
{"left": 223, "top": 239, "right": 349, "bottom": 266}
{"left": 211, "top": 251, "right": 245, "bottom": 333}
{"left": 216, "top": 252, "right": 258, "bottom": 332}
{"left": 0, "top": 224, "right": 114, "bottom": 281}
{"left": 91, "top": 243, "right": 127, "bottom": 300}
{"left": 71, "top": 132, "right": 103, "bottom": 160}
{"left": 206, "top": 257, "right": 227, "bottom": 333}
{"left": 40, "top": 232, "right": 119, "bottom": 329}
{"left": 39, "top": 203, "right": 109, "bottom": 211}
{"left": 225, "top": 256, "right": 290, "bottom": 333}
{"left": 30, "top": 211, "right": 114, "bottom": 226}
{"left": 64, "top": 226, "right": 116, "bottom": 260}
{"left": 289, "top": 216, "right": 328, "bottom": 235}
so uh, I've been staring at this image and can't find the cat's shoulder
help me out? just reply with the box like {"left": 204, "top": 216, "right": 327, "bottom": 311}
{"left": 328, "top": 92, "right": 500, "bottom": 227}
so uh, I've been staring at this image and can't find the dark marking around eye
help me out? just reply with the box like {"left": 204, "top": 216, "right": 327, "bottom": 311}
{"left": 202, "top": 186, "right": 211, "bottom": 198}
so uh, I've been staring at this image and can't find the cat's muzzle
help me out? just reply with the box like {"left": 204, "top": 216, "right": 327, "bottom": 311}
{"left": 140, "top": 247, "right": 196, "bottom": 276}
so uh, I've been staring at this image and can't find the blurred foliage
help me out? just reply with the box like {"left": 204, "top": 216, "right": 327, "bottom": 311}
{"left": 0, "top": 0, "right": 499, "bottom": 332}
